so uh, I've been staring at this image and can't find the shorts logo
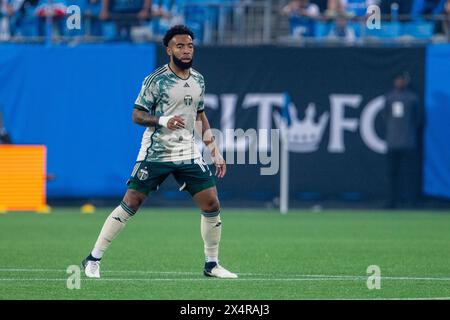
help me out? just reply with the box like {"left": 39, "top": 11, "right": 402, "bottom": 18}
{"left": 184, "top": 95, "right": 193, "bottom": 107}
{"left": 137, "top": 168, "right": 149, "bottom": 180}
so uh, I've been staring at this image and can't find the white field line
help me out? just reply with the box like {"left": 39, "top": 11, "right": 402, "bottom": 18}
{"left": 0, "top": 268, "right": 450, "bottom": 282}
{"left": 0, "top": 277, "right": 446, "bottom": 282}
{"left": 0, "top": 278, "right": 363, "bottom": 281}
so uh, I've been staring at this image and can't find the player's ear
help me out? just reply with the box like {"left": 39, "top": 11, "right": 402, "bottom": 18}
{"left": 166, "top": 46, "right": 172, "bottom": 57}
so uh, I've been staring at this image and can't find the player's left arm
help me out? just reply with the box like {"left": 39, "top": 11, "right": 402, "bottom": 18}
{"left": 196, "top": 111, "right": 226, "bottom": 178}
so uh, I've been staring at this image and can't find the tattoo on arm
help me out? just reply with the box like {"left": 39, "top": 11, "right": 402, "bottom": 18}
{"left": 132, "top": 109, "right": 159, "bottom": 127}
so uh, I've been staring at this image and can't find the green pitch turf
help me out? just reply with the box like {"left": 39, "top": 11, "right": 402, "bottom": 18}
{"left": 0, "top": 208, "right": 449, "bottom": 300}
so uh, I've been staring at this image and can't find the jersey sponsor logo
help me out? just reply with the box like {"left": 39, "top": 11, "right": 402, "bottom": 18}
{"left": 137, "top": 168, "right": 149, "bottom": 180}
{"left": 184, "top": 95, "right": 193, "bottom": 107}
{"left": 184, "top": 83, "right": 190, "bottom": 88}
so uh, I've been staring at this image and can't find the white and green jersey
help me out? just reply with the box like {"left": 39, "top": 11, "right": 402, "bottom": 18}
{"left": 134, "top": 64, "right": 205, "bottom": 162}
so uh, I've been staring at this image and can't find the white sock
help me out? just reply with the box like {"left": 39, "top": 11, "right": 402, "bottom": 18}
{"left": 206, "top": 256, "right": 218, "bottom": 263}
{"left": 91, "top": 202, "right": 134, "bottom": 259}
{"left": 200, "top": 212, "right": 221, "bottom": 263}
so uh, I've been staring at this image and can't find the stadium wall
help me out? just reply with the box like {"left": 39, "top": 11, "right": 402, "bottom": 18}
{"left": 424, "top": 44, "right": 450, "bottom": 200}
{"left": 0, "top": 43, "right": 448, "bottom": 206}
{"left": 0, "top": 44, "right": 156, "bottom": 197}
{"left": 158, "top": 45, "right": 426, "bottom": 203}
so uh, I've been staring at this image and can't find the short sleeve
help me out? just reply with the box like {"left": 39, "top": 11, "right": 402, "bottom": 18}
{"left": 134, "top": 79, "right": 159, "bottom": 112}
{"left": 197, "top": 79, "right": 205, "bottom": 113}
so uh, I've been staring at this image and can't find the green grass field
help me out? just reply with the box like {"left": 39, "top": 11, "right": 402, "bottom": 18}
{"left": 0, "top": 208, "right": 449, "bottom": 300}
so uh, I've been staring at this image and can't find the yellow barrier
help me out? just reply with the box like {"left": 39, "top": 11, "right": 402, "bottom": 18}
{"left": 0, "top": 145, "right": 47, "bottom": 212}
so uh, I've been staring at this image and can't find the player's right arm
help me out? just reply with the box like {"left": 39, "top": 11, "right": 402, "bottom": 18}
{"left": 133, "top": 76, "right": 185, "bottom": 130}
{"left": 132, "top": 109, "right": 185, "bottom": 130}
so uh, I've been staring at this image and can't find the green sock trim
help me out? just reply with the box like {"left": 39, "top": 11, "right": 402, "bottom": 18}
{"left": 120, "top": 201, "right": 136, "bottom": 216}
{"left": 201, "top": 210, "right": 220, "bottom": 217}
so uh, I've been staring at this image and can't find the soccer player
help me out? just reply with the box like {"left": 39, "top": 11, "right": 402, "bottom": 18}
{"left": 81, "top": 25, "right": 237, "bottom": 279}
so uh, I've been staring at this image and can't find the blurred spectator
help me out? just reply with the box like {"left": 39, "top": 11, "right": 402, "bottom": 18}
{"left": 412, "top": 0, "right": 446, "bottom": 18}
{"left": 281, "top": 0, "right": 320, "bottom": 38}
{"left": 443, "top": 0, "right": 450, "bottom": 40}
{"left": 0, "top": 0, "right": 26, "bottom": 39}
{"left": 0, "top": 0, "right": 8, "bottom": 39}
{"left": 84, "top": 0, "right": 102, "bottom": 36}
{"left": 379, "top": 0, "right": 414, "bottom": 18}
{"left": 35, "top": 0, "right": 67, "bottom": 37}
{"left": 325, "top": 0, "right": 346, "bottom": 16}
{"left": 310, "top": 0, "right": 327, "bottom": 12}
{"left": 0, "top": 127, "right": 11, "bottom": 144}
{"left": 100, "top": 0, "right": 151, "bottom": 40}
{"left": 326, "top": 0, "right": 380, "bottom": 17}
{"left": 328, "top": 13, "right": 356, "bottom": 42}
{"left": 383, "top": 72, "right": 424, "bottom": 208}
{"left": 150, "top": 0, "right": 181, "bottom": 38}
{"left": 0, "top": 111, "right": 12, "bottom": 144}
{"left": 349, "top": 0, "right": 381, "bottom": 17}
{"left": 13, "top": 0, "right": 39, "bottom": 37}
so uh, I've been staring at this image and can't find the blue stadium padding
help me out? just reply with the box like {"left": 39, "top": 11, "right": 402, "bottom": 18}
{"left": 316, "top": 22, "right": 362, "bottom": 39}
{"left": 339, "top": 192, "right": 363, "bottom": 201}
{"left": 365, "top": 21, "right": 401, "bottom": 38}
{"left": 217, "top": 191, "right": 234, "bottom": 201}
{"left": 247, "top": 191, "right": 275, "bottom": 201}
{"left": 296, "top": 192, "right": 323, "bottom": 201}
{"left": 314, "top": 21, "right": 332, "bottom": 38}
{"left": 0, "top": 44, "right": 156, "bottom": 197}
{"left": 402, "top": 21, "right": 435, "bottom": 39}
{"left": 289, "top": 16, "right": 316, "bottom": 37}
{"left": 424, "top": 44, "right": 450, "bottom": 199}
{"left": 348, "top": 22, "right": 362, "bottom": 38}
{"left": 102, "top": 22, "right": 117, "bottom": 40}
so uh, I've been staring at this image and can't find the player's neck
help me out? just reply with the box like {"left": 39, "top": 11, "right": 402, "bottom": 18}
{"left": 169, "top": 62, "right": 190, "bottom": 80}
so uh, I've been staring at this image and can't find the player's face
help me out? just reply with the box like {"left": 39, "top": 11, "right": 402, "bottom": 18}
{"left": 167, "top": 35, "right": 194, "bottom": 70}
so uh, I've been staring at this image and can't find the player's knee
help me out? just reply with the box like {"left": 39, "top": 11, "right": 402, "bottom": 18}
{"left": 123, "top": 190, "right": 146, "bottom": 212}
{"left": 202, "top": 199, "right": 220, "bottom": 214}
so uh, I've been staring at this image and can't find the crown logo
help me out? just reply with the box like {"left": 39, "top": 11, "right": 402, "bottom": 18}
{"left": 274, "top": 103, "right": 329, "bottom": 153}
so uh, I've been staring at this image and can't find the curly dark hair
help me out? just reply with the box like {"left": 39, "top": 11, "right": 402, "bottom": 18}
{"left": 163, "top": 25, "right": 195, "bottom": 47}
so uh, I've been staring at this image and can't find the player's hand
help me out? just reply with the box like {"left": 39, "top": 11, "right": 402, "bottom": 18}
{"left": 167, "top": 116, "right": 185, "bottom": 130}
{"left": 213, "top": 153, "right": 226, "bottom": 178}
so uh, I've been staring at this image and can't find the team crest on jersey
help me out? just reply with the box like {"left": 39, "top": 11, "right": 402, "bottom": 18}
{"left": 184, "top": 95, "right": 193, "bottom": 107}
{"left": 137, "top": 168, "right": 149, "bottom": 180}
